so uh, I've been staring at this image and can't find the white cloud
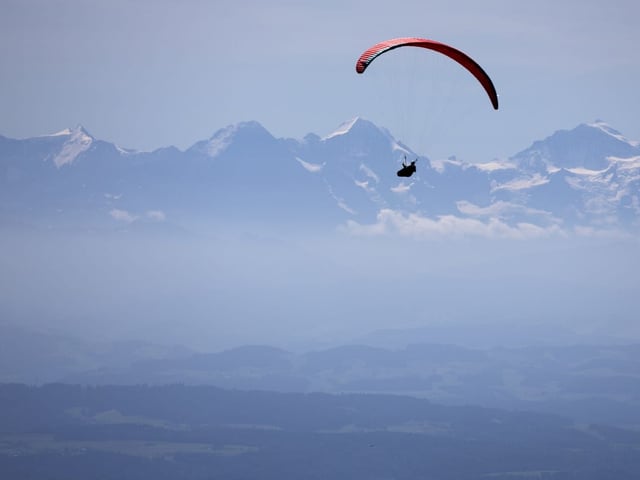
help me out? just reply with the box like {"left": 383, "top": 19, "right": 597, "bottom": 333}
{"left": 572, "top": 225, "right": 633, "bottom": 239}
{"left": 456, "top": 200, "right": 558, "bottom": 223}
{"left": 146, "top": 210, "right": 166, "bottom": 222}
{"left": 109, "top": 208, "right": 166, "bottom": 223}
{"left": 344, "top": 209, "right": 564, "bottom": 239}
{"left": 109, "top": 209, "right": 138, "bottom": 223}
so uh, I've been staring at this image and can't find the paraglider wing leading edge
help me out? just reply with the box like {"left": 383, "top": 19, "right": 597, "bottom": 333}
{"left": 355, "top": 37, "right": 499, "bottom": 110}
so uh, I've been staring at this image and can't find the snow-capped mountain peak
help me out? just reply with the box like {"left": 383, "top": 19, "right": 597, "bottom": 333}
{"left": 51, "top": 125, "right": 94, "bottom": 167}
{"left": 191, "top": 121, "right": 275, "bottom": 158}
{"left": 47, "top": 128, "right": 74, "bottom": 137}
{"left": 322, "top": 117, "right": 393, "bottom": 141}
{"left": 2, "top": 118, "right": 639, "bottom": 234}
{"left": 319, "top": 117, "right": 416, "bottom": 161}
{"left": 511, "top": 120, "right": 640, "bottom": 172}
{"left": 41, "top": 124, "right": 92, "bottom": 139}
{"left": 323, "top": 117, "right": 362, "bottom": 140}
{"left": 588, "top": 120, "right": 640, "bottom": 148}
{"left": 202, "top": 124, "right": 237, "bottom": 157}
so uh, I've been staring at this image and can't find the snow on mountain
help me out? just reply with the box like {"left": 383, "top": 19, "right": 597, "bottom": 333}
{"left": 295, "top": 157, "right": 324, "bottom": 173}
{"left": 288, "top": 117, "right": 426, "bottom": 219}
{"left": 48, "top": 125, "right": 94, "bottom": 167}
{"left": 189, "top": 121, "right": 276, "bottom": 159}
{"left": 491, "top": 173, "right": 549, "bottom": 193}
{"left": 1, "top": 119, "right": 639, "bottom": 234}
{"left": 190, "top": 124, "right": 237, "bottom": 158}
{"left": 511, "top": 121, "right": 640, "bottom": 172}
{"left": 566, "top": 155, "right": 640, "bottom": 221}
{"left": 485, "top": 122, "right": 640, "bottom": 229}
{"left": 322, "top": 117, "right": 361, "bottom": 140}
{"left": 588, "top": 120, "right": 640, "bottom": 148}
{"left": 473, "top": 160, "right": 515, "bottom": 172}
{"left": 323, "top": 116, "right": 396, "bottom": 142}
{"left": 430, "top": 156, "right": 466, "bottom": 174}
{"left": 321, "top": 117, "right": 413, "bottom": 157}
{"left": 45, "top": 128, "right": 75, "bottom": 137}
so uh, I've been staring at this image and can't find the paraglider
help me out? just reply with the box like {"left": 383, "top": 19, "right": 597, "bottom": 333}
{"left": 397, "top": 156, "right": 417, "bottom": 178}
{"left": 355, "top": 37, "right": 499, "bottom": 110}
{"left": 356, "top": 37, "right": 499, "bottom": 179}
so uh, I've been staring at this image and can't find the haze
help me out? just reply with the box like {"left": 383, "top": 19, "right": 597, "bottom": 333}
{"left": 1, "top": 224, "right": 637, "bottom": 352}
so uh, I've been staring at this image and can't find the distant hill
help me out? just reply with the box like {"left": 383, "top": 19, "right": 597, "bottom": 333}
{"left": 3, "top": 324, "right": 639, "bottom": 428}
{"left": 63, "top": 342, "right": 640, "bottom": 427}
{"left": 0, "top": 324, "right": 192, "bottom": 384}
{"left": 1, "top": 383, "right": 640, "bottom": 479}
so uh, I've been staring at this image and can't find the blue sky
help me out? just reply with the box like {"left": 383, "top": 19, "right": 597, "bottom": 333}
{"left": 2, "top": 0, "right": 640, "bottom": 349}
{"left": 3, "top": 0, "right": 640, "bottom": 162}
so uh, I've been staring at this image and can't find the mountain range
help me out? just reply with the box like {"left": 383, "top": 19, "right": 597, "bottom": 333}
{"left": 1, "top": 118, "right": 639, "bottom": 234}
